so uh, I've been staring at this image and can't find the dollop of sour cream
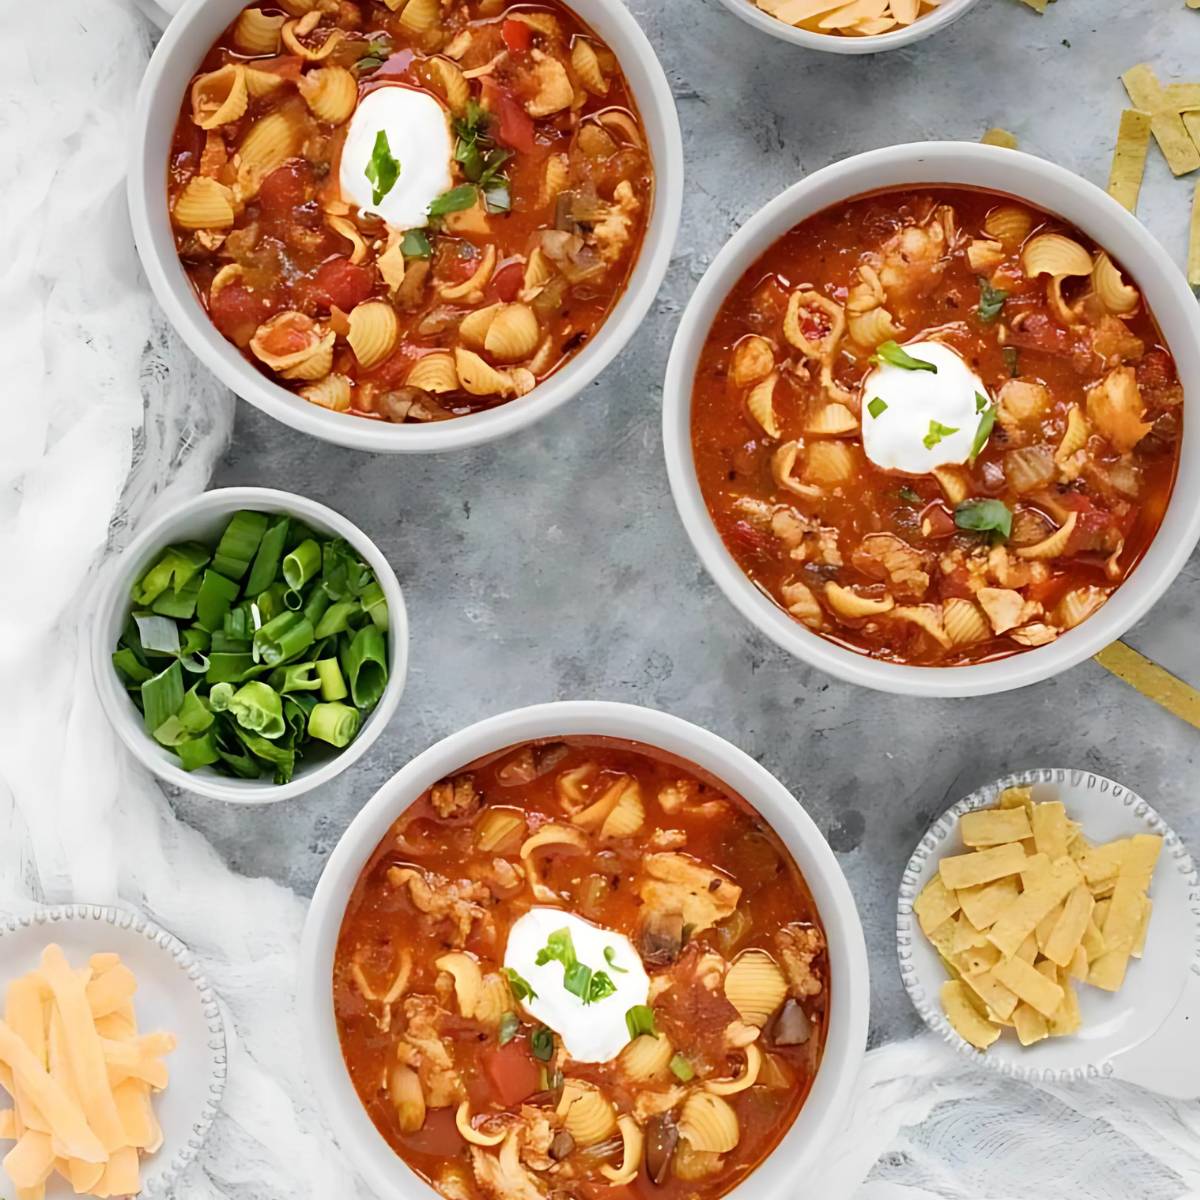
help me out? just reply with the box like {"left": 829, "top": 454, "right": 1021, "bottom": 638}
{"left": 860, "top": 340, "right": 990, "bottom": 474}
{"left": 504, "top": 908, "right": 650, "bottom": 1064}
{"left": 338, "top": 85, "right": 454, "bottom": 231}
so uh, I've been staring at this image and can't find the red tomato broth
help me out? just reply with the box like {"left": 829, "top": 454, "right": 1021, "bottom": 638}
{"left": 334, "top": 737, "right": 829, "bottom": 1200}
{"left": 169, "top": 1, "right": 653, "bottom": 423}
{"left": 690, "top": 187, "right": 1182, "bottom": 666}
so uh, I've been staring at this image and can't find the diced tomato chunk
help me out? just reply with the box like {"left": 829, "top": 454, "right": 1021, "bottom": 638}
{"left": 490, "top": 261, "right": 524, "bottom": 303}
{"left": 312, "top": 259, "right": 377, "bottom": 311}
{"left": 481, "top": 1039, "right": 540, "bottom": 1107}
{"left": 257, "top": 161, "right": 312, "bottom": 219}
{"left": 481, "top": 78, "right": 535, "bottom": 155}
{"left": 918, "top": 501, "right": 957, "bottom": 539}
{"left": 501, "top": 17, "right": 532, "bottom": 52}
{"left": 1137, "top": 348, "right": 1175, "bottom": 390}
{"left": 209, "top": 281, "right": 275, "bottom": 347}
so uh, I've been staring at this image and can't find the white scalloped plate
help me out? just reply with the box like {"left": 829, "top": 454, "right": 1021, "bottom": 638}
{"left": 897, "top": 768, "right": 1200, "bottom": 1096}
{"left": 0, "top": 905, "right": 227, "bottom": 1198}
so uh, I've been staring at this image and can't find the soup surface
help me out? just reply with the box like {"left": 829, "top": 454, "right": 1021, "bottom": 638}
{"left": 169, "top": 0, "right": 652, "bottom": 423}
{"left": 334, "top": 737, "right": 829, "bottom": 1200}
{"left": 692, "top": 187, "right": 1183, "bottom": 666}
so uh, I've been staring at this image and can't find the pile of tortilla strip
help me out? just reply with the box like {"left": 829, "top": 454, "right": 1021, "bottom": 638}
{"left": 914, "top": 785, "right": 1162, "bottom": 1051}
{"left": 0, "top": 945, "right": 175, "bottom": 1199}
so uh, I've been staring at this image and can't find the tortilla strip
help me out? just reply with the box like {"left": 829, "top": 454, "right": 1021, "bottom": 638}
{"left": 1043, "top": 884, "right": 1095, "bottom": 967}
{"left": 957, "top": 874, "right": 1019, "bottom": 930}
{"left": 1030, "top": 802, "right": 1068, "bottom": 861}
{"left": 941, "top": 981, "right": 1001, "bottom": 1050}
{"left": 85, "top": 967, "right": 138, "bottom": 1023}
{"left": 1012, "top": 1003, "right": 1049, "bottom": 1046}
{"left": 987, "top": 857, "right": 1082, "bottom": 959}
{"left": 1190, "top": 184, "right": 1200, "bottom": 289}
{"left": 1107, "top": 110, "right": 1153, "bottom": 212}
{"left": 939, "top": 842, "right": 1027, "bottom": 890}
{"left": 961, "top": 807, "right": 1031, "bottom": 847}
{"left": 1121, "top": 63, "right": 1200, "bottom": 176}
{"left": 992, "top": 954, "right": 1065, "bottom": 1018}
{"left": 914, "top": 874, "right": 960, "bottom": 935}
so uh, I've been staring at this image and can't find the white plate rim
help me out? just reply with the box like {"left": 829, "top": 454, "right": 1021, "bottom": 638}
{"left": 896, "top": 767, "right": 1200, "bottom": 1083}
{"left": 0, "top": 903, "right": 228, "bottom": 1197}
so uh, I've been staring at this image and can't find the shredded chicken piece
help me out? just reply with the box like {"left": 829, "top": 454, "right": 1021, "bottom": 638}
{"left": 397, "top": 995, "right": 464, "bottom": 1108}
{"left": 1010, "top": 622, "right": 1059, "bottom": 646}
{"left": 725, "top": 1019, "right": 761, "bottom": 1048}
{"left": 633, "top": 1086, "right": 686, "bottom": 1122}
{"left": 657, "top": 780, "right": 728, "bottom": 820}
{"left": 1086, "top": 366, "right": 1153, "bottom": 453}
{"left": 523, "top": 50, "right": 573, "bottom": 117}
{"left": 851, "top": 533, "right": 929, "bottom": 598}
{"left": 996, "top": 379, "right": 1049, "bottom": 431}
{"left": 775, "top": 924, "right": 826, "bottom": 999}
{"left": 879, "top": 219, "right": 948, "bottom": 299}
{"left": 635, "top": 853, "right": 742, "bottom": 933}
{"left": 986, "top": 545, "right": 1047, "bottom": 590}
{"left": 470, "top": 856, "right": 525, "bottom": 894}
{"left": 1091, "top": 315, "right": 1144, "bottom": 365}
{"left": 649, "top": 828, "right": 687, "bottom": 850}
{"left": 431, "top": 773, "right": 482, "bottom": 819}
{"left": 514, "top": 1106, "right": 556, "bottom": 1171}
{"left": 977, "top": 587, "right": 1043, "bottom": 635}
{"left": 472, "top": 1136, "right": 545, "bottom": 1200}
{"left": 387, "top": 866, "right": 490, "bottom": 946}
{"left": 588, "top": 180, "right": 640, "bottom": 264}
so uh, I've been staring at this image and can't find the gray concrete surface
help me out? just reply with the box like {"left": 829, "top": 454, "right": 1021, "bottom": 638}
{"left": 191, "top": 0, "right": 1200, "bottom": 1048}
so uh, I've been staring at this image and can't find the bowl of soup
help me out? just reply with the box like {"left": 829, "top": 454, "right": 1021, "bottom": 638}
{"left": 130, "top": 0, "right": 682, "bottom": 452}
{"left": 663, "top": 142, "right": 1200, "bottom": 697}
{"left": 299, "top": 701, "right": 868, "bottom": 1200}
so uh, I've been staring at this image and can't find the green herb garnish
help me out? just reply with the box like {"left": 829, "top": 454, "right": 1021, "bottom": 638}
{"left": 954, "top": 498, "right": 1013, "bottom": 540}
{"left": 871, "top": 340, "right": 938, "bottom": 373}
{"left": 364, "top": 130, "right": 401, "bottom": 207}
{"left": 530, "top": 1026, "right": 555, "bottom": 1061}
{"left": 867, "top": 396, "right": 888, "bottom": 419}
{"left": 604, "top": 946, "right": 628, "bottom": 974}
{"left": 483, "top": 182, "right": 511, "bottom": 213}
{"left": 625, "top": 1005, "right": 658, "bottom": 1040}
{"left": 898, "top": 485, "right": 922, "bottom": 504}
{"left": 428, "top": 184, "right": 480, "bottom": 219}
{"left": 969, "top": 395, "right": 997, "bottom": 462}
{"left": 977, "top": 277, "right": 1009, "bottom": 323}
{"left": 400, "top": 229, "right": 432, "bottom": 259}
{"left": 503, "top": 967, "right": 538, "bottom": 1002}
{"left": 498, "top": 1011, "right": 519, "bottom": 1045}
{"left": 669, "top": 1053, "right": 695, "bottom": 1082}
{"left": 536, "top": 928, "right": 617, "bottom": 1005}
{"left": 923, "top": 420, "right": 959, "bottom": 450}
{"left": 356, "top": 37, "right": 392, "bottom": 73}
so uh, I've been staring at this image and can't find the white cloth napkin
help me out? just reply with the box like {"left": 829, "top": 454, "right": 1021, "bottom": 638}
{"left": 3, "top": 2, "right": 1200, "bottom": 1198}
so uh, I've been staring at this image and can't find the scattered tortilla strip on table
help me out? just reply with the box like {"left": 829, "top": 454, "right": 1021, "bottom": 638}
{"left": 981, "top": 128, "right": 1018, "bottom": 149}
{"left": 1095, "top": 641, "right": 1200, "bottom": 730}
{"left": 1121, "top": 64, "right": 1200, "bottom": 176}
{"left": 1189, "top": 183, "right": 1200, "bottom": 287}
{"left": 1108, "top": 110, "right": 1153, "bottom": 212}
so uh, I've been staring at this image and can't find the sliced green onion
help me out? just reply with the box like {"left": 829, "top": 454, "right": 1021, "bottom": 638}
{"left": 625, "top": 1005, "right": 658, "bottom": 1040}
{"left": 342, "top": 625, "right": 387, "bottom": 709}
{"left": 212, "top": 511, "right": 269, "bottom": 580}
{"left": 955, "top": 498, "right": 1012, "bottom": 539}
{"left": 871, "top": 341, "right": 938, "bottom": 373}
{"left": 195, "top": 570, "right": 240, "bottom": 631}
{"left": 253, "top": 611, "right": 315, "bottom": 667}
{"left": 133, "top": 614, "right": 180, "bottom": 657}
{"left": 283, "top": 693, "right": 316, "bottom": 743}
{"left": 225, "top": 681, "right": 285, "bottom": 739}
{"left": 315, "top": 600, "right": 360, "bottom": 639}
{"left": 498, "top": 1011, "right": 519, "bottom": 1045}
{"left": 923, "top": 420, "right": 959, "bottom": 450}
{"left": 244, "top": 515, "right": 290, "bottom": 597}
{"left": 131, "top": 543, "right": 210, "bottom": 606}
{"left": 316, "top": 658, "right": 348, "bottom": 701}
{"left": 255, "top": 583, "right": 289, "bottom": 624}
{"left": 503, "top": 967, "right": 537, "bottom": 1002}
{"left": 401, "top": 229, "right": 431, "bottom": 258}
{"left": 233, "top": 727, "right": 296, "bottom": 784}
{"left": 303, "top": 588, "right": 333, "bottom": 628}
{"left": 307, "top": 701, "right": 361, "bottom": 748}
{"left": 141, "top": 660, "right": 184, "bottom": 735}
{"left": 867, "top": 396, "right": 888, "bottom": 419}
{"left": 669, "top": 1053, "right": 695, "bottom": 1082}
{"left": 969, "top": 401, "right": 997, "bottom": 463}
{"left": 270, "top": 661, "right": 322, "bottom": 694}
{"left": 359, "top": 581, "right": 389, "bottom": 631}
{"left": 604, "top": 946, "right": 628, "bottom": 974}
{"left": 282, "top": 538, "right": 322, "bottom": 591}
{"left": 177, "top": 685, "right": 214, "bottom": 734}
{"left": 530, "top": 1026, "right": 554, "bottom": 1061}
{"left": 112, "top": 648, "right": 153, "bottom": 685}
{"left": 205, "top": 652, "right": 259, "bottom": 685}
{"left": 428, "top": 183, "right": 479, "bottom": 219}
{"left": 177, "top": 729, "right": 220, "bottom": 772}
{"left": 150, "top": 573, "right": 201, "bottom": 620}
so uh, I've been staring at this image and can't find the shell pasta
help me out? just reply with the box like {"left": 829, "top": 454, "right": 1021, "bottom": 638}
{"left": 168, "top": 1, "right": 653, "bottom": 424}
{"left": 333, "top": 737, "right": 829, "bottom": 1200}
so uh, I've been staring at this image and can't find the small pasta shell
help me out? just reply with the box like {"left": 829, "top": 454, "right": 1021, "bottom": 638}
{"left": 527, "top": 336, "right": 556, "bottom": 376}
{"left": 280, "top": 336, "right": 334, "bottom": 381}
{"left": 805, "top": 403, "right": 858, "bottom": 436}
{"left": 520, "top": 822, "right": 587, "bottom": 859}
{"left": 599, "top": 782, "right": 644, "bottom": 839}
{"left": 191, "top": 64, "right": 248, "bottom": 130}
{"left": 1015, "top": 511, "right": 1077, "bottom": 559}
{"left": 943, "top": 598, "right": 991, "bottom": 645}
{"left": 729, "top": 335, "right": 775, "bottom": 387}
{"left": 484, "top": 303, "right": 540, "bottom": 363}
{"left": 439, "top": 245, "right": 497, "bottom": 303}
{"left": 783, "top": 290, "right": 845, "bottom": 360}
{"left": 512, "top": 10, "right": 561, "bottom": 35}
{"left": 601, "top": 1116, "right": 644, "bottom": 1186}
{"left": 571, "top": 776, "right": 630, "bottom": 832}
{"left": 891, "top": 604, "right": 952, "bottom": 649}
{"left": 475, "top": 807, "right": 526, "bottom": 853}
{"left": 781, "top": 579, "right": 823, "bottom": 629}
{"left": 458, "top": 304, "right": 501, "bottom": 349}
{"left": 805, "top": 440, "right": 856, "bottom": 484}
{"left": 455, "top": 347, "right": 518, "bottom": 397}
{"left": 825, "top": 582, "right": 894, "bottom": 619}
{"left": 347, "top": 301, "right": 399, "bottom": 369}
{"left": 406, "top": 351, "right": 459, "bottom": 393}
{"left": 199, "top": 130, "right": 228, "bottom": 178}
{"left": 771, "top": 442, "right": 821, "bottom": 499}
{"left": 436, "top": 952, "right": 484, "bottom": 1018}
{"left": 282, "top": 13, "right": 345, "bottom": 61}
{"left": 326, "top": 214, "right": 368, "bottom": 265}
{"left": 557, "top": 1083, "right": 618, "bottom": 1147}
{"left": 237, "top": 110, "right": 305, "bottom": 195}
{"left": 522, "top": 248, "right": 555, "bottom": 298}
{"left": 399, "top": 0, "right": 441, "bottom": 33}
{"left": 557, "top": 763, "right": 596, "bottom": 807}
{"left": 1055, "top": 405, "right": 1091, "bottom": 462}
{"left": 474, "top": 973, "right": 513, "bottom": 1026}
{"left": 678, "top": 1092, "right": 739, "bottom": 1155}
{"left": 571, "top": 38, "right": 608, "bottom": 96}
{"left": 455, "top": 1101, "right": 506, "bottom": 1147}
{"left": 619, "top": 1033, "right": 673, "bottom": 1081}
{"left": 209, "top": 263, "right": 244, "bottom": 300}
{"left": 931, "top": 465, "right": 969, "bottom": 507}
{"left": 1092, "top": 252, "right": 1139, "bottom": 315}
{"left": 244, "top": 67, "right": 289, "bottom": 98}
{"left": 1021, "top": 233, "right": 1093, "bottom": 279}
{"left": 277, "top": 0, "right": 317, "bottom": 13}
{"left": 1056, "top": 586, "right": 1108, "bottom": 629}
{"left": 594, "top": 108, "right": 642, "bottom": 147}
{"left": 724, "top": 950, "right": 787, "bottom": 1027}
{"left": 232, "top": 8, "right": 285, "bottom": 54}
{"left": 745, "top": 373, "right": 780, "bottom": 439}
{"left": 847, "top": 305, "right": 899, "bottom": 349}
{"left": 705, "top": 1042, "right": 762, "bottom": 1096}
{"left": 577, "top": 122, "right": 617, "bottom": 159}
{"left": 250, "top": 311, "right": 333, "bottom": 377}
{"left": 299, "top": 372, "right": 352, "bottom": 412}
{"left": 537, "top": 155, "right": 571, "bottom": 209}
{"left": 172, "top": 176, "right": 236, "bottom": 230}
{"left": 983, "top": 204, "right": 1034, "bottom": 248}
{"left": 298, "top": 67, "right": 358, "bottom": 124}
{"left": 424, "top": 57, "right": 470, "bottom": 115}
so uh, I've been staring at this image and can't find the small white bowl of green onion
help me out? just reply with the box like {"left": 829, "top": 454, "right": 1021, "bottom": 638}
{"left": 93, "top": 487, "right": 408, "bottom": 803}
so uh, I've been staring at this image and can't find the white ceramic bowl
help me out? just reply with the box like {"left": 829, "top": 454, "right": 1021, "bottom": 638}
{"left": 128, "top": 0, "right": 684, "bottom": 454}
{"left": 91, "top": 486, "right": 408, "bottom": 804}
{"left": 299, "top": 701, "right": 869, "bottom": 1200}
{"left": 715, "top": 0, "right": 980, "bottom": 54}
{"left": 663, "top": 141, "right": 1200, "bottom": 698}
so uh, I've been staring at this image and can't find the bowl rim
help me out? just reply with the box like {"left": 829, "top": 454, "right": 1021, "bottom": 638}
{"left": 662, "top": 140, "right": 1200, "bottom": 698}
{"left": 127, "top": 0, "right": 684, "bottom": 454}
{"left": 713, "top": 0, "right": 981, "bottom": 54}
{"left": 90, "top": 485, "right": 409, "bottom": 804}
{"left": 298, "top": 700, "right": 870, "bottom": 1200}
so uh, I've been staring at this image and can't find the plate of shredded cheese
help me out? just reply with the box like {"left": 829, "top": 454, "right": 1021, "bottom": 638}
{"left": 0, "top": 905, "right": 226, "bottom": 1198}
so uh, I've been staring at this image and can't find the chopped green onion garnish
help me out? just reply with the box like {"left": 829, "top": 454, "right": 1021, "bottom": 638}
{"left": 307, "top": 701, "right": 360, "bottom": 748}
{"left": 955, "top": 498, "right": 1012, "bottom": 540}
{"left": 969, "top": 399, "right": 997, "bottom": 462}
{"left": 212, "top": 511, "right": 268, "bottom": 580}
{"left": 867, "top": 396, "right": 887, "bottom": 419}
{"left": 669, "top": 1053, "right": 695, "bottom": 1082}
{"left": 342, "top": 625, "right": 387, "bottom": 709}
{"left": 316, "top": 658, "right": 348, "bottom": 701}
{"left": 401, "top": 229, "right": 432, "bottom": 259}
{"left": 504, "top": 967, "right": 537, "bottom": 1002}
{"left": 530, "top": 1026, "right": 554, "bottom": 1061}
{"left": 604, "top": 946, "right": 628, "bottom": 974}
{"left": 625, "top": 1005, "right": 658, "bottom": 1040}
{"left": 498, "top": 1011, "right": 519, "bottom": 1045}
{"left": 536, "top": 928, "right": 617, "bottom": 1006}
{"left": 977, "top": 277, "right": 1009, "bottom": 324}
{"left": 923, "top": 420, "right": 959, "bottom": 450}
{"left": 245, "top": 517, "right": 289, "bottom": 597}
{"left": 898, "top": 486, "right": 922, "bottom": 504}
{"left": 428, "top": 184, "right": 479, "bottom": 219}
{"left": 870, "top": 341, "right": 938, "bottom": 373}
